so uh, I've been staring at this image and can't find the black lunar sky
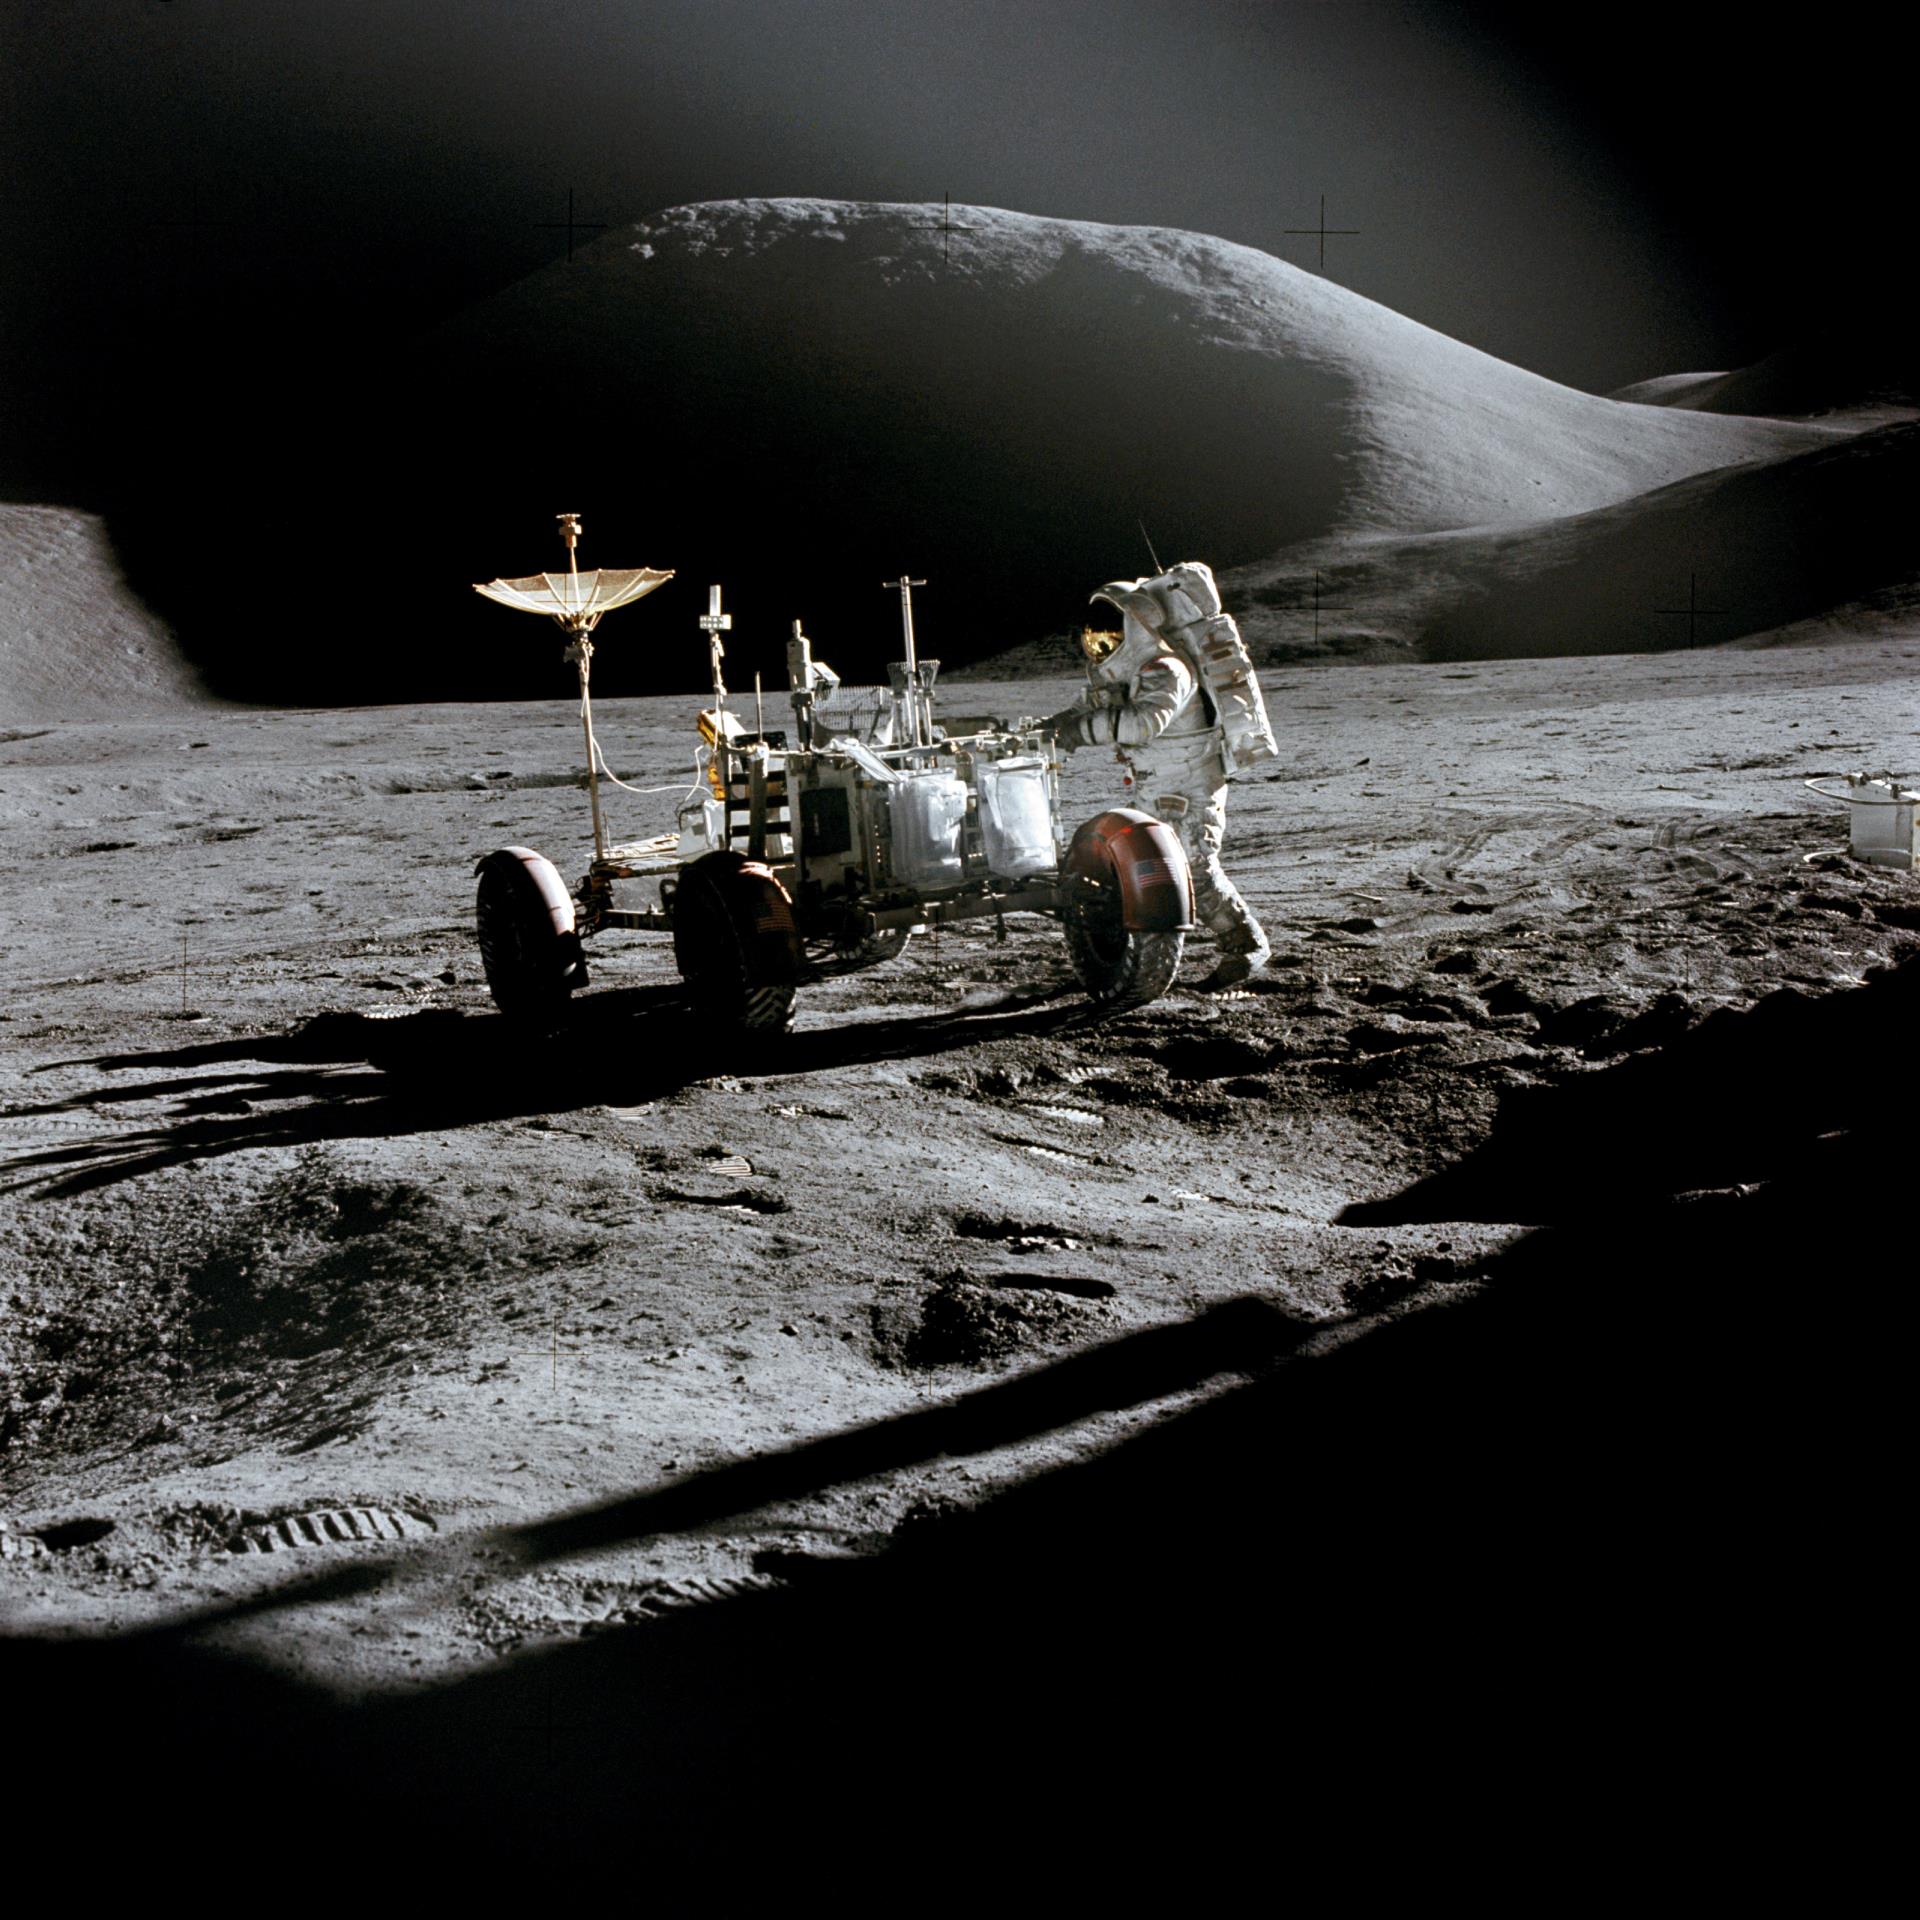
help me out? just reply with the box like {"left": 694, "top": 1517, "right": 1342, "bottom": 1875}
{"left": 0, "top": 0, "right": 1905, "bottom": 695}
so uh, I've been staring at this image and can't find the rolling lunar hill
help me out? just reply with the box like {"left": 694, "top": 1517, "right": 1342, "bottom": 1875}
{"left": 1222, "top": 420, "right": 1920, "bottom": 663}
{"left": 1610, "top": 325, "right": 1916, "bottom": 424}
{"left": 0, "top": 506, "right": 206, "bottom": 723}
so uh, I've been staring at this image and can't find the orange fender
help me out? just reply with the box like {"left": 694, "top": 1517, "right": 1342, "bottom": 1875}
{"left": 474, "top": 846, "right": 578, "bottom": 939}
{"left": 1063, "top": 808, "right": 1196, "bottom": 931}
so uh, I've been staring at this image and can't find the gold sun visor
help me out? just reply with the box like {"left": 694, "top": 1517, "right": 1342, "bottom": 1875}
{"left": 473, "top": 567, "right": 674, "bottom": 622}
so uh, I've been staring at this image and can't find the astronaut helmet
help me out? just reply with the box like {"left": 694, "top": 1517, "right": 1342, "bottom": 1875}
{"left": 1086, "top": 583, "right": 1167, "bottom": 685}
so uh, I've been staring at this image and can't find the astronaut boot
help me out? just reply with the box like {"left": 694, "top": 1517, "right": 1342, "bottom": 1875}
{"left": 1196, "top": 934, "right": 1271, "bottom": 993}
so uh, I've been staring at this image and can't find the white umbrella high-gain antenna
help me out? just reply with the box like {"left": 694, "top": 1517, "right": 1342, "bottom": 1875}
{"left": 473, "top": 513, "right": 674, "bottom": 865}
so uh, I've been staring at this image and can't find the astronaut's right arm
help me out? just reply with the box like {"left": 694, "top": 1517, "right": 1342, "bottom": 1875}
{"left": 1048, "top": 655, "right": 1192, "bottom": 750}
{"left": 1040, "top": 689, "right": 1100, "bottom": 752}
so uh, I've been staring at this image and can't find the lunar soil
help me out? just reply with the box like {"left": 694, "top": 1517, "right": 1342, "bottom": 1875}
{"left": 1, "top": 644, "right": 1910, "bottom": 1876}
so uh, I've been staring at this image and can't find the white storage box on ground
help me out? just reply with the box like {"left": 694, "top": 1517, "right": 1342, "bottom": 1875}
{"left": 1806, "top": 773, "right": 1920, "bottom": 871}
{"left": 975, "top": 756, "right": 1057, "bottom": 878}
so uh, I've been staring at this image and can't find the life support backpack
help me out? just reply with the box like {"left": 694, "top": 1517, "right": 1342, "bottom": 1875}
{"left": 1091, "top": 562, "right": 1279, "bottom": 774}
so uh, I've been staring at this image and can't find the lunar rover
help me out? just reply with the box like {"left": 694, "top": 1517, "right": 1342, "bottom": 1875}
{"left": 471, "top": 516, "right": 1195, "bottom": 1035}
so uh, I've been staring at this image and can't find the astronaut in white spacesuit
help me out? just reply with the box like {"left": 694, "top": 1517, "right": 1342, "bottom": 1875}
{"left": 1045, "top": 583, "right": 1272, "bottom": 991}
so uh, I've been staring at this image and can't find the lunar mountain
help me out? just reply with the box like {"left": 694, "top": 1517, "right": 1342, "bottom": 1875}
{"left": 437, "top": 196, "right": 1828, "bottom": 532}
{"left": 401, "top": 198, "right": 1836, "bottom": 690}
{"left": 28, "top": 197, "right": 1910, "bottom": 711}
{"left": 0, "top": 506, "right": 205, "bottom": 724}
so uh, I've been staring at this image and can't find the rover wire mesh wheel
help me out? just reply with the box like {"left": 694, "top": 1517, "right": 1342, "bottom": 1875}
{"left": 802, "top": 917, "right": 913, "bottom": 978}
{"left": 1064, "top": 874, "right": 1185, "bottom": 1011}
{"left": 475, "top": 848, "right": 588, "bottom": 1023}
{"left": 670, "top": 852, "right": 799, "bottom": 1035}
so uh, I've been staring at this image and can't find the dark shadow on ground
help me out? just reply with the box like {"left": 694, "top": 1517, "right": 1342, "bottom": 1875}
{"left": 1339, "top": 953, "right": 1917, "bottom": 1224}
{"left": 2, "top": 983, "right": 1097, "bottom": 1196}
{"left": 4, "top": 1077, "right": 1899, "bottom": 1886}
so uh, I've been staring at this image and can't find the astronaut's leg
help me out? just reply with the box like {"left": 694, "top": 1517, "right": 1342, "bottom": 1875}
{"left": 1150, "top": 784, "right": 1268, "bottom": 985}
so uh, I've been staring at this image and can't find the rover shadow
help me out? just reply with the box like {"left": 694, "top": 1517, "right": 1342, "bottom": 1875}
{"left": 1339, "top": 956, "right": 1917, "bottom": 1226}
{"left": 6, "top": 983, "right": 1096, "bottom": 1196}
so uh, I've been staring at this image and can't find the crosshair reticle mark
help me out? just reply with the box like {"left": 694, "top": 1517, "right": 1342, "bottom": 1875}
{"left": 1654, "top": 572, "right": 1732, "bottom": 649}
{"left": 154, "top": 185, "right": 233, "bottom": 257}
{"left": 1270, "top": 570, "right": 1356, "bottom": 645}
{"left": 918, "top": 193, "right": 977, "bottom": 267}
{"left": 1283, "top": 194, "right": 1361, "bottom": 273}
{"left": 536, "top": 189, "right": 608, "bottom": 263}
{"left": 502, "top": 1306, "right": 585, "bottom": 1392}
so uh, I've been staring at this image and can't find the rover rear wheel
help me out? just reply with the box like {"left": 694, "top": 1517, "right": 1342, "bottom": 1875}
{"left": 475, "top": 848, "right": 587, "bottom": 1023}
{"left": 670, "top": 852, "right": 800, "bottom": 1034}
{"left": 1064, "top": 877, "right": 1184, "bottom": 1011}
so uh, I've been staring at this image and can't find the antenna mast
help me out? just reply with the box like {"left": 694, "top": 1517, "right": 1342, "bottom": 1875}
{"left": 883, "top": 576, "right": 931, "bottom": 749}
{"left": 699, "top": 584, "right": 731, "bottom": 708}
{"left": 555, "top": 512, "right": 608, "bottom": 865}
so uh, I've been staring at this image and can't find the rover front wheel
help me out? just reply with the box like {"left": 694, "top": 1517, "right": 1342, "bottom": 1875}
{"left": 475, "top": 847, "right": 588, "bottom": 1023}
{"left": 1063, "top": 877, "right": 1185, "bottom": 1011}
